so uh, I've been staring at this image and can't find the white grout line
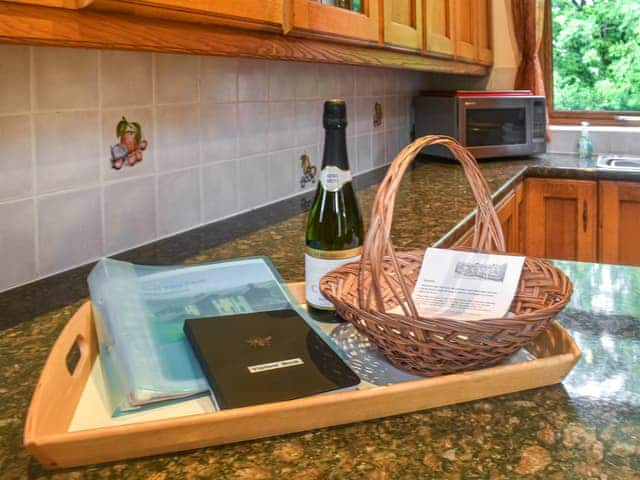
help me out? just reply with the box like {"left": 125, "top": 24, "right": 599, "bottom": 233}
{"left": 29, "top": 46, "right": 40, "bottom": 277}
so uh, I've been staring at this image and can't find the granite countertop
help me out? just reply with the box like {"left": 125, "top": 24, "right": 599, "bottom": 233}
{"left": 2, "top": 154, "right": 640, "bottom": 479}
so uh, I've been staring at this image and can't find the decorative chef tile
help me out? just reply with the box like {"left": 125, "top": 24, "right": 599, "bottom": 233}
{"left": 109, "top": 115, "right": 149, "bottom": 170}
{"left": 0, "top": 114, "right": 33, "bottom": 202}
{"left": 101, "top": 50, "right": 152, "bottom": 108}
{"left": 102, "top": 108, "right": 154, "bottom": 181}
{"left": 373, "top": 101, "right": 384, "bottom": 128}
{"left": 0, "top": 45, "right": 30, "bottom": 114}
{"left": 33, "top": 47, "right": 98, "bottom": 111}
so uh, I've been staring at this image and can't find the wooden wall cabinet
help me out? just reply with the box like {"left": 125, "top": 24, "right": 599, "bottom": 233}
{"left": 288, "top": 0, "right": 380, "bottom": 42}
{"left": 453, "top": 0, "right": 476, "bottom": 61}
{"left": 453, "top": 182, "right": 524, "bottom": 254}
{"left": 383, "top": 0, "right": 423, "bottom": 50}
{"left": 108, "top": 0, "right": 285, "bottom": 28}
{"left": 524, "top": 178, "right": 597, "bottom": 262}
{"left": 424, "top": 0, "right": 454, "bottom": 56}
{"left": 496, "top": 182, "right": 524, "bottom": 254}
{"left": 476, "top": 0, "right": 492, "bottom": 64}
{"left": 599, "top": 181, "right": 640, "bottom": 266}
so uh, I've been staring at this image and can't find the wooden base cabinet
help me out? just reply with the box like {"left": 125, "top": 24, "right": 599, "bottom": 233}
{"left": 524, "top": 178, "right": 597, "bottom": 262}
{"left": 599, "top": 181, "right": 640, "bottom": 266}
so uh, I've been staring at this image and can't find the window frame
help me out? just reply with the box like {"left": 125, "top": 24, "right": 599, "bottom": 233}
{"left": 543, "top": 0, "right": 640, "bottom": 126}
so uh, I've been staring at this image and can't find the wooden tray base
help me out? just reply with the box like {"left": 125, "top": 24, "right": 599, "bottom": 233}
{"left": 24, "top": 283, "right": 581, "bottom": 470}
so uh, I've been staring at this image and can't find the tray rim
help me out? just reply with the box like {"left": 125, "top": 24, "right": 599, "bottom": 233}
{"left": 24, "top": 282, "right": 581, "bottom": 470}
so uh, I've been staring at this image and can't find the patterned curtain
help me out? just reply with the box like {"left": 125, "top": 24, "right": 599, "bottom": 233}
{"left": 512, "top": 0, "right": 550, "bottom": 136}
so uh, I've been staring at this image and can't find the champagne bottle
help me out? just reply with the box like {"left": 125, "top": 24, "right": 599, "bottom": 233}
{"left": 305, "top": 99, "right": 364, "bottom": 319}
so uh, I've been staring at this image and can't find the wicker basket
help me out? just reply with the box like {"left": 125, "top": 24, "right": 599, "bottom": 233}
{"left": 319, "top": 135, "right": 573, "bottom": 377}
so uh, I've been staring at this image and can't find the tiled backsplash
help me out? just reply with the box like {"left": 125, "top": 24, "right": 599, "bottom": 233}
{"left": 0, "top": 45, "right": 427, "bottom": 292}
{"left": 548, "top": 125, "right": 640, "bottom": 156}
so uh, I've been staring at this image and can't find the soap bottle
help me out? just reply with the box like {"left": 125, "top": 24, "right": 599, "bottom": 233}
{"left": 577, "top": 121, "right": 593, "bottom": 160}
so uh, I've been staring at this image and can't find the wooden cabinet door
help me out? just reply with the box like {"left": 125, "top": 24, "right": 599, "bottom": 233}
{"left": 453, "top": 0, "right": 476, "bottom": 61}
{"left": 3, "top": 0, "right": 92, "bottom": 8}
{"left": 289, "top": 0, "right": 380, "bottom": 42}
{"left": 599, "top": 181, "right": 640, "bottom": 266}
{"left": 384, "top": 0, "right": 423, "bottom": 50}
{"left": 98, "top": 0, "right": 284, "bottom": 27}
{"left": 476, "top": 0, "right": 492, "bottom": 64}
{"left": 496, "top": 185, "right": 524, "bottom": 254}
{"left": 424, "top": 0, "right": 454, "bottom": 56}
{"left": 524, "top": 178, "right": 597, "bottom": 262}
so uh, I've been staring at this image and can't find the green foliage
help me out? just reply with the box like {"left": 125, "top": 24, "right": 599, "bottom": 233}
{"left": 552, "top": 0, "right": 640, "bottom": 111}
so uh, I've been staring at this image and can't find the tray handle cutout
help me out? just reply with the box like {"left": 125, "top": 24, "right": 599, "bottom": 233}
{"left": 24, "top": 302, "right": 98, "bottom": 464}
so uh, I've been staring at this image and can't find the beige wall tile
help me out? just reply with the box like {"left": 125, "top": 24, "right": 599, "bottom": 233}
{"left": 104, "top": 176, "right": 156, "bottom": 253}
{"left": 101, "top": 51, "right": 152, "bottom": 108}
{"left": 268, "top": 101, "right": 296, "bottom": 151}
{"left": 158, "top": 167, "right": 201, "bottom": 236}
{"left": 102, "top": 107, "right": 155, "bottom": 182}
{"left": 0, "top": 45, "right": 30, "bottom": 114}
{"left": 268, "top": 149, "right": 296, "bottom": 200}
{"left": 295, "top": 100, "right": 322, "bottom": 147}
{"left": 156, "top": 104, "right": 200, "bottom": 172}
{"left": 155, "top": 53, "right": 199, "bottom": 104}
{"left": 268, "top": 61, "right": 297, "bottom": 101}
{"left": 238, "top": 59, "right": 268, "bottom": 102}
{"left": 34, "top": 47, "right": 98, "bottom": 110}
{"left": 356, "top": 134, "right": 372, "bottom": 172}
{"left": 200, "top": 103, "right": 238, "bottom": 163}
{"left": 237, "top": 155, "right": 269, "bottom": 210}
{"left": 34, "top": 111, "right": 100, "bottom": 194}
{"left": 0, "top": 199, "right": 36, "bottom": 292}
{"left": 201, "top": 56, "right": 237, "bottom": 103}
{"left": 238, "top": 102, "right": 269, "bottom": 157}
{"left": 293, "top": 63, "right": 318, "bottom": 100}
{"left": 202, "top": 160, "right": 237, "bottom": 222}
{"left": 37, "top": 187, "right": 102, "bottom": 277}
{"left": 0, "top": 115, "right": 33, "bottom": 201}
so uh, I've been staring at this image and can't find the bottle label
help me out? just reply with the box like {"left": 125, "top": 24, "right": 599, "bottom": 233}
{"left": 319, "top": 166, "right": 352, "bottom": 193}
{"left": 305, "top": 246, "right": 362, "bottom": 310}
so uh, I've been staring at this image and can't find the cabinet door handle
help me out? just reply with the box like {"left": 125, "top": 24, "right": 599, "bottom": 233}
{"left": 583, "top": 200, "right": 588, "bottom": 233}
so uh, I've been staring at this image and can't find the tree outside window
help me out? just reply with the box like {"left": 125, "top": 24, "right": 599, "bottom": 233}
{"left": 552, "top": 0, "right": 640, "bottom": 112}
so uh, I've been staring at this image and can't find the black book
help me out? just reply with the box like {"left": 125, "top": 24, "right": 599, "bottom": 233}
{"left": 183, "top": 309, "right": 360, "bottom": 409}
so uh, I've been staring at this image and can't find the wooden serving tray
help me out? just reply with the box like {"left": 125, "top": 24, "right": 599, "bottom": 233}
{"left": 24, "top": 283, "right": 581, "bottom": 470}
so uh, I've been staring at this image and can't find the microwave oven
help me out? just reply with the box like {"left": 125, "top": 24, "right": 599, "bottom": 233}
{"left": 414, "top": 91, "right": 547, "bottom": 159}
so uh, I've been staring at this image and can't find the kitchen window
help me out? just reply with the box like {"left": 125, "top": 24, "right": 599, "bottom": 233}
{"left": 545, "top": 0, "right": 640, "bottom": 125}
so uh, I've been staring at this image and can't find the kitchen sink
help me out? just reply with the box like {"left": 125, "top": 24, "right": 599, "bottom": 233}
{"left": 597, "top": 155, "right": 640, "bottom": 170}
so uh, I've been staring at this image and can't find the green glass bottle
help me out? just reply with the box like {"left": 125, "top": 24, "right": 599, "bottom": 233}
{"left": 305, "top": 99, "right": 364, "bottom": 319}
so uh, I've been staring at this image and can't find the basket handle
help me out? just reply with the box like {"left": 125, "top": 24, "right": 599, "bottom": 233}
{"left": 358, "top": 135, "right": 506, "bottom": 318}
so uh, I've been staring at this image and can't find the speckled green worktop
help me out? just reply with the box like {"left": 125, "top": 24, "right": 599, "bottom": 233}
{"left": 2, "top": 155, "right": 640, "bottom": 479}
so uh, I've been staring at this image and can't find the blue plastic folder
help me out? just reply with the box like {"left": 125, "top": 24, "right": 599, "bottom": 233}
{"left": 88, "top": 257, "right": 310, "bottom": 416}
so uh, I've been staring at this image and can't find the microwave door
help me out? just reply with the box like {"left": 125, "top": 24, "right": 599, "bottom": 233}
{"left": 458, "top": 98, "right": 533, "bottom": 158}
